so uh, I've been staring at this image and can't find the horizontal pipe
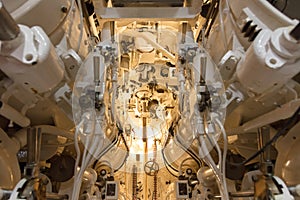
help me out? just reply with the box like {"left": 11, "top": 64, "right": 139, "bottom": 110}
{"left": 12, "top": 125, "right": 74, "bottom": 150}
{"left": 0, "top": 101, "right": 30, "bottom": 127}
{"left": 208, "top": 191, "right": 255, "bottom": 199}
{"left": 0, "top": 188, "right": 12, "bottom": 199}
{"left": 289, "top": 185, "right": 300, "bottom": 197}
{"left": 46, "top": 193, "right": 69, "bottom": 200}
{"left": 227, "top": 99, "right": 300, "bottom": 135}
{"left": 0, "top": 2, "right": 20, "bottom": 41}
{"left": 229, "top": 191, "right": 254, "bottom": 197}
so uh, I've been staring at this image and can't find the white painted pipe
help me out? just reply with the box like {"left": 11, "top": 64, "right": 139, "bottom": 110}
{"left": 227, "top": 99, "right": 300, "bottom": 135}
{"left": 0, "top": 101, "right": 30, "bottom": 127}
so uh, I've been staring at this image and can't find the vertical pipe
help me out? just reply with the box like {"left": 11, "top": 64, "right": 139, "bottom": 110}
{"left": 257, "top": 127, "right": 264, "bottom": 165}
{"left": 258, "top": 126, "right": 271, "bottom": 162}
{"left": 155, "top": 22, "right": 159, "bottom": 43}
{"left": 36, "top": 128, "right": 42, "bottom": 163}
{"left": 142, "top": 117, "right": 147, "bottom": 142}
{"left": 142, "top": 101, "right": 148, "bottom": 199}
{"left": 94, "top": 55, "right": 102, "bottom": 110}
{"left": 181, "top": 22, "right": 187, "bottom": 44}
{"left": 110, "top": 21, "right": 115, "bottom": 43}
{"left": 258, "top": 126, "right": 273, "bottom": 176}
{"left": 0, "top": 2, "right": 20, "bottom": 41}
{"left": 26, "top": 127, "right": 42, "bottom": 177}
{"left": 93, "top": 56, "right": 100, "bottom": 83}
{"left": 200, "top": 56, "right": 207, "bottom": 83}
{"left": 142, "top": 101, "right": 147, "bottom": 143}
{"left": 27, "top": 128, "right": 35, "bottom": 164}
{"left": 153, "top": 140, "right": 158, "bottom": 200}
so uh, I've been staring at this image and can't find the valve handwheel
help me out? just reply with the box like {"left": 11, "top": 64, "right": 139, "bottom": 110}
{"left": 144, "top": 161, "right": 159, "bottom": 176}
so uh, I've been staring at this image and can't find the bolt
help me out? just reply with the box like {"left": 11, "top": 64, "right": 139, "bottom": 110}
{"left": 236, "top": 98, "right": 242, "bottom": 103}
{"left": 61, "top": 6, "right": 68, "bottom": 13}
{"left": 188, "top": 49, "right": 196, "bottom": 57}
{"left": 229, "top": 56, "right": 238, "bottom": 64}
{"left": 252, "top": 175, "right": 259, "bottom": 182}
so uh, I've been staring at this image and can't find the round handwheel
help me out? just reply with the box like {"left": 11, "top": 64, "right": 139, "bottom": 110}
{"left": 144, "top": 160, "right": 159, "bottom": 176}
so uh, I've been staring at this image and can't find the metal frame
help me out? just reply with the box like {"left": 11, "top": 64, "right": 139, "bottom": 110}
{"left": 93, "top": 0, "right": 202, "bottom": 20}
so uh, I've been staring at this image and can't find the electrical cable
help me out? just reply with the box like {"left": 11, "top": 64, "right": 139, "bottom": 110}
{"left": 162, "top": 147, "right": 180, "bottom": 173}
{"left": 193, "top": 110, "right": 229, "bottom": 199}
{"left": 91, "top": 133, "right": 125, "bottom": 173}
{"left": 72, "top": 126, "right": 81, "bottom": 199}
{"left": 72, "top": 114, "right": 106, "bottom": 200}
{"left": 163, "top": 132, "right": 203, "bottom": 173}
{"left": 198, "top": 136, "right": 228, "bottom": 200}
{"left": 113, "top": 131, "right": 130, "bottom": 172}
{"left": 161, "top": 130, "right": 181, "bottom": 173}
{"left": 215, "top": 118, "right": 229, "bottom": 200}
{"left": 206, "top": 132, "right": 222, "bottom": 167}
{"left": 173, "top": 134, "right": 203, "bottom": 165}
{"left": 164, "top": 159, "right": 179, "bottom": 178}
{"left": 72, "top": 136, "right": 89, "bottom": 199}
